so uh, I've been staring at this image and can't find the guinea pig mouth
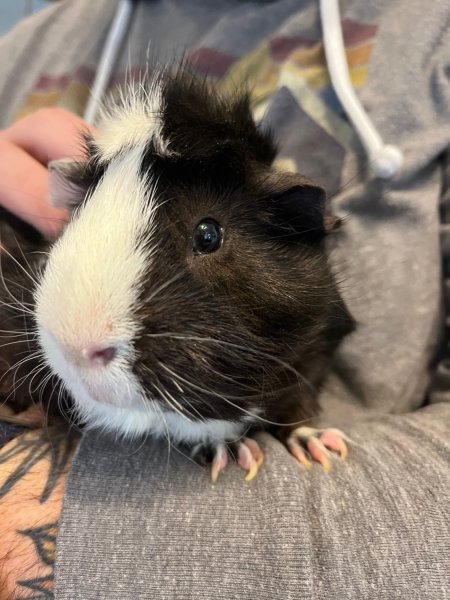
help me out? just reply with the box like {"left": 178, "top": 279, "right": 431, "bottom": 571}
{"left": 72, "top": 371, "right": 147, "bottom": 411}
{"left": 84, "top": 385, "right": 118, "bottom": 407}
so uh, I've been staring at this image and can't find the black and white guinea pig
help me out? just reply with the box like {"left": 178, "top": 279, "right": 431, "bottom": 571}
{"left": 34, "top": 68, "right": 354, "bottom": 479}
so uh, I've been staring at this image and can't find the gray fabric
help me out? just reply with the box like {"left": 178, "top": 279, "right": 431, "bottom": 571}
{"left": 322, "top": 0, "right": 450, "bottom": 418}
{"left": 0, "top": 0, "right": 449, "bottom": 598}
{"left": 58, "top": 404, "right": 450, "bottom": 599}
{"left": 0, "top": 1, "right": 117, "bottom": 126}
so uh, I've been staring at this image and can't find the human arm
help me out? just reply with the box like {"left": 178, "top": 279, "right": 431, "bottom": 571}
{"left": 0, "top": 428, "right": 77, "bottom": 600}
{"left": 0, "top": 107, "right": 89, "bottom": 597}
{"left": 52, "top": 403, "right": 450, "bottom": 600}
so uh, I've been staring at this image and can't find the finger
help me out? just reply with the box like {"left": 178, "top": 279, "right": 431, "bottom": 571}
{"left": 1, "top": 107, "right": 95, "bottom": 165}
{"left": 0, "top": 138, "right": 68, "bottom": 239}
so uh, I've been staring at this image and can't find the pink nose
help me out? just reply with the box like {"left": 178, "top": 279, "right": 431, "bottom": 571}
{"left": 83, "top": 345, "right": 117, "bottom": 367}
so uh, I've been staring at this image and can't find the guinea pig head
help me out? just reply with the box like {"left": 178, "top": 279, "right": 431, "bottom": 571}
{"left": 35, "top": 74, "right": 341, "bottom": 443}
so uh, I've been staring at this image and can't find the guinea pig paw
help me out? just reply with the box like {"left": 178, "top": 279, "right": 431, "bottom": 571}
{"left": 190, "top": 438, "right": 264, "bottom": 483}
{"left": 286, "top": 426, "right": 348, "bottom": 472}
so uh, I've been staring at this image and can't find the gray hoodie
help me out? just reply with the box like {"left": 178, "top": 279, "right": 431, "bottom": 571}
{"left": 0, "top": 1, "right": 448, "bottom": 598}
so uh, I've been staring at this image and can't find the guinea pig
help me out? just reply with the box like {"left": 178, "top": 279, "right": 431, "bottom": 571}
{"left": 3, "top": 68, "right": 354, "bottom": 480}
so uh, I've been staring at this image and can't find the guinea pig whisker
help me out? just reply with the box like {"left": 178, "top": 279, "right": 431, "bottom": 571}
{"left": 34, "top": 372, "right": 55, "bottom": 408}
{"left": 158, "top": 363, "right": 232, "bottom": 422}
{"left": 159, "top": 362, "right": 311, "bottom": 429}
{"left": 1, "top": 279, "right": 36, "bottom": 301}
{"left": 4, "top": 346, "right": 41, "bottom": 367}
{"left": 149, "top": 398, "right": 174, "bottom": 468}
{"left": 0, "top": 339, "right": 30, "bottom": 349}
{"left": 5, "top": 356, "right": 45, "bottom": 401}
{"left": 57, "top": 381, "right": 83, "bottom": 436}
{"left": 2, "top": 350, "right": 43, "bottom": 388}
{"left": 150, "top": 376, "right": 206, "bottom": 423}
{"left": 143, "top": 272, "right": 184, "bottom": 304}
{"left": 9, "top": 232, "right": 41, "bottom": 286}
{"left": 5, "top": 345, "right": 40, "bottom": 359}
{"left": 166, "top": 386, "right": 210, "bottom": 423}
{"left": 169, "top": 377, "right": 185, "bottom": 395}
{"left": 159, "top": 363, "right": 260, "bottom": 418}
{"left": 33, "top": 373, "right": 57, "bottom": 430}
{"left": 0, "top": 329, "right": 30, "bottom": 337}
{"left": 0, "top": 271, "right": 36, "bottom": 292}
{"left": 0, "top": 241, "right": 40, "bottom": 288}
{"left": 145, "top": 337, "right": 260, "bottom": 395}
{"left": 151, "top": 397, "right": 211, "bottom": 471}
{"left": 197, "top": 361, "right": 262, "bottom": 395}
{"left": 28, "top": 362, "right": 52, "bottom": 396}
{"left": 54, "top": 381, "right": 65, "bottom": 417}
{"left": 0, "top": 283, "right": 35, "bottom": 310}
{"left": 152, "top": 363, "right": 231, "bottom": 422}
{"left": 0, "top": 298, "right": 34, "bottom": 317}
{"left": 152, "top": 382, "right": 193, "bottom": 422}
{"left": 148, "top": 332, "right": 317, "bottom": 397}
{"left": 56, "top": 380, "right": 73, "bottom": 427}
{"left": 161, "top": 387, "right": 199, "bottom": 420}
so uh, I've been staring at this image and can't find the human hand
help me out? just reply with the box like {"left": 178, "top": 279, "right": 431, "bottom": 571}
{"left": 0, "top": 108, "right": 94, "bottom": 240}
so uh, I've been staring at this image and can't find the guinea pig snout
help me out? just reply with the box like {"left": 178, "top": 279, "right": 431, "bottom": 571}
{"left": 40, "top": 329, "right": 122, "bottom": 371}
{"left": 59, "top": 341, "right": 120, "bottom": 370}
{"left": 80, "top": 344, "right": 117, "bottom": 368}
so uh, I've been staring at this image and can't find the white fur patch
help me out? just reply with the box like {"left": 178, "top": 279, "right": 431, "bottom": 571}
{"left": 96, "top": 79, "right": 171, "bottom": 161}
{"left": 35, "top": 144, "right": 159, "bottom": 425}
{"left": 36, "top": 146, "right": 156, "bottom": 351}
{"left": 80, "top": 398, "right": 245, "bottom": 444}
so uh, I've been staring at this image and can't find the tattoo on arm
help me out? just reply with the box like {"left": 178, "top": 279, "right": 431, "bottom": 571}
{"left": 16, "top": 523, "right": 58, "bottom": 600}
{"left": 0, "top": 429, "right": 78, "bottom": 599}
{"left": 0, "top": 429, "right": 76, "bottom": 503}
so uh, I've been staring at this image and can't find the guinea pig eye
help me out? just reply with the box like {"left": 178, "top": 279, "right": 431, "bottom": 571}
{"left": 192, "top": 219, "right": 222, "bottom": 255}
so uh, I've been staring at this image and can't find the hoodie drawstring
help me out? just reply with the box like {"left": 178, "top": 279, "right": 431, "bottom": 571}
{"left": 84, "top": 0, "right": 135, "bottom": 125}
{"left": 320, "top": 0, "right": 403, "bottom": 178}
{"left": 86, "top": 0, "right": 404, "bottom": 178}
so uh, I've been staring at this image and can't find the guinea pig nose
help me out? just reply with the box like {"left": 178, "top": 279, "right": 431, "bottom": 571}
{"left": 83, "top": 344, "right": 117, "bottom": 367}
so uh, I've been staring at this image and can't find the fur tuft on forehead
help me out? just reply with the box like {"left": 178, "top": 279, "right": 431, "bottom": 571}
{"left": 95, "top": 76, "right": 171, "bottom": 161}
{"left": 54, "top": 69, "right": 279, "bottom": 213}
{"left": 158, "top": 71, "right": 277, "bottom": 165}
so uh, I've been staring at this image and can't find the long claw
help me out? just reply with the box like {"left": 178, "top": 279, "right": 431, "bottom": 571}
{"left": 286, "top": 439, "right": 312, "bottom": 469}
{"left": 319, "top": 430, "right": 348, "bottom": 459}
{"left": 244, "top": 462, "right": 259, "bottom": 482}
{"left": 237, "top": 443, "right": 258, "bottom": 481}
{"left": 193, "top": 438, "right": 265, "bottom": 482}
{"left": 286, "top": 426, "right": 348, "bottom": 471}
{"left": 211, "top": 444, "right": 228, "bottom": 483}
{"left": 242, "top": 437, "right": 264, "bottom": 468}
{"left": 237, "top": 439, "right": 264, "bottom": 481}
{"left": 306, "top": 437, "right": 331, "bottom": 471}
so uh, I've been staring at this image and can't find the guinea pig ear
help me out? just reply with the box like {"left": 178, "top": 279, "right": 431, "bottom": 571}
{"left": 260, "top": 172, "right": 338, "bottom": 243}
{"left": 47, "top": 158, "right": 86, "bottom": 211}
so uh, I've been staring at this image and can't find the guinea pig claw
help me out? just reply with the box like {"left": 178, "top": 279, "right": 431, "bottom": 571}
{"left": 318, "top": 428, "right": 348, "bottom": 460}
{"left": 286, "top": 439, "right": 312, "bottom": 469}
{"left": 237, "top": 438, "right": 264, "bottom": 481}
{"left": 196, "top": 438, "right": 264, "bottom": 483}
{"left": 211, "top": 444, "right": 229, "bottom": 483}
{"left": 242, "top": 437, "right": 264, "bottom": 468}
{"left": 306, "top": 437, "right": 331, "bottom": 472}
{"left": 286, "top": 426, "right": 348, "bottom": 471}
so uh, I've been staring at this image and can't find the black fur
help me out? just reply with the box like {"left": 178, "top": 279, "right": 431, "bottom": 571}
{"left": 0, "top": 209, "right": 58, "bottom": 415}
